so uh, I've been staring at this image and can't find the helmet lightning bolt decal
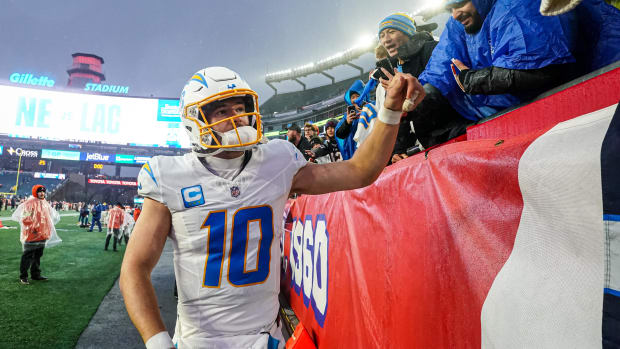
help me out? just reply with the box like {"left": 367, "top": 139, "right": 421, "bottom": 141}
{"left": 191, "top": 73, "right": 209, "bottom": 88}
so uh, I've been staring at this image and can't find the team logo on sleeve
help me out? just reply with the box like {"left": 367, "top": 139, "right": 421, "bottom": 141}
{"left": 230, "top": 186, "right": 241, "bottom": 198}
{"left": 141, "top": 162, "right": 158, "bottom": 186}
{"left": 181, "top": 185, "right": 205, "bottom": 208}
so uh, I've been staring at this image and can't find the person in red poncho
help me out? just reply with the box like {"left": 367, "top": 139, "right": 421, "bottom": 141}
{"left": 13, "top": 185, "right": 61, "bottom": 285}
{"left": 105, "top": 202, "right": 125, "bottom": 251}
{"left": 132, "top": 205, "right": 141, "bottom": 222}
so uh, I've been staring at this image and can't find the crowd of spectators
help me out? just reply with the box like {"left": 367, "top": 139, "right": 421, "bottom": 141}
{"left": 1, "top": 195, "right": 83, "bottom": 212}
{"left": 285, "top": 0, "right": 619, "bottom": 166}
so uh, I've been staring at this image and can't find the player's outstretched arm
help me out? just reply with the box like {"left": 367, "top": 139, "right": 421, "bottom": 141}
{"left": 291, "top": 71, "right": 425, "bottom": 195}
{"left": 119, "top": 198, "right": 172, "bottom": 346}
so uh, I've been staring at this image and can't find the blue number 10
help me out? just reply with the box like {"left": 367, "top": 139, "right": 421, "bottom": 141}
{"left": 202, "top": 205, "right": 274, "bottom": 288}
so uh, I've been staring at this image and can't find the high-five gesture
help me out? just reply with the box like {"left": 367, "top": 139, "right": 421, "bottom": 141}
{"left": 379, "top": 68, "right": 425, "bottom": 113}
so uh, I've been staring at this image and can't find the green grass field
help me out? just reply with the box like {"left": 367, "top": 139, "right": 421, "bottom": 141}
{"left": 0, "top": 210, "right": 125, "bottom": 348}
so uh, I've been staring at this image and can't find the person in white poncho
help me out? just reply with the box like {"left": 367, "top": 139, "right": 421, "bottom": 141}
{"left": 13, "top": 185, "right": 61, "bottom": 285}
{"left": 118, "top": 208, "right": 135, "bottom": 246}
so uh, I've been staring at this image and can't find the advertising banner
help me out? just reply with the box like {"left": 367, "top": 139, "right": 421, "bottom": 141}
{"left": 0, "top": 84, "right": 188, "bottom": 148}
{"left": 3, "top": 146, "right": 39, "bottom": 158}
{"left": 115, "top": 154, "right": 135, "bottom": 164}
{"left": 81, "top": 152, "right": 115, "bottom": 162}
{"left": 87, "top": 179, "right": 137, "bottom": 186}
{"left": 41, "top": 149, "right": 80, "bottom": 161}
{"left": 133, "top": 156, "right": 152, "bottom": 164}
{"left": 34, "top": 172, "right": 66, "bottom": 180}
{"left": 282, "top": 104, "right": 619, "bottom": 348}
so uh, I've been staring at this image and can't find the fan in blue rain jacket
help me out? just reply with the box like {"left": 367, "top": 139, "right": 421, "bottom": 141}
{"left": 418, "top": 0, "right": 620, "bottom": 121}
{"left": 335, "top": 80, "right": 368, "bottom": 160}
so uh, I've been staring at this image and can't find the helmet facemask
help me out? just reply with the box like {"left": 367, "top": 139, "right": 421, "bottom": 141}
{"left": 184, "top": 89, "right": 263, "bottom": 157}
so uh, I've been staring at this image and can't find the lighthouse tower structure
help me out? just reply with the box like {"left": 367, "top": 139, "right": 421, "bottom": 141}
{"left": 66, "top": 53, "right": 105, "bottom": 88}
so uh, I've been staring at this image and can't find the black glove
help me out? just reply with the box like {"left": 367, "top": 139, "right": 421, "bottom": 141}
{"left": 397, "top": 32, "right": 434, "bottom": 60}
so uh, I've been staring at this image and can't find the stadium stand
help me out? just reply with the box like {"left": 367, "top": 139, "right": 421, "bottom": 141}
{"left": 260, "top": 73, "right": 372, "bottom": 135}
{"left": 0, "top": 135, "right": 185, "bottom": 159}
{"left": 0, "top": 172, "right": 62, "bottom": 197}
{"left": 261, "top": 74, "right": 369, "bottom": 116}
{"left": 0, "top": 132, "right": 188, "bottom": 203}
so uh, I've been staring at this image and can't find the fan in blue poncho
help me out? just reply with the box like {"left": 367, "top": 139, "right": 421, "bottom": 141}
{"left": 335, "top": 80, "right": 368, "bottom": 160}
{"left": 418, "top": 0, "right": 620, "bottom": 121}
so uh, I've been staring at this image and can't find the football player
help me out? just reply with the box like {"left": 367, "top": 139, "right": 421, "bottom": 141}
{"left": 120, "top": 66, "right": 423, "bottom": 348}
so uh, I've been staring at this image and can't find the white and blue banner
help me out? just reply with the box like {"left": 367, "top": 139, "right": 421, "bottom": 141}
{"left": 0, "top": 84, "right": 187, "bottom": 148}
{"left": 481, "top": 103, "right": 620, "bottom": 348}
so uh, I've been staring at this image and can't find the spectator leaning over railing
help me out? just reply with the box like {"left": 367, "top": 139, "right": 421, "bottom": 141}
{"left": 335, "top": 80, "right": 366, "bottom": 160}
{"left": 307, "top": 119, "right": 343, "bottom": 163}
{"left": 286, "top": 124, "right": 312, "bottom": 160}
{"left": 375, "top": 13, "right": 469, "bottom": 164}
{"left": 418, "top": 0, "right": 619, "bottom": 123}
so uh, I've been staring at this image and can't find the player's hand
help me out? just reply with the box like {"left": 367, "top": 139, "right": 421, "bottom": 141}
{"left": 379, "top": 68, "right": 425, "bottom": 112}
{"left": 391, "top": 153, "right": 408, "bottom": 164}
{"left": 451, "top": 58, "right": 469, "bottom": 93}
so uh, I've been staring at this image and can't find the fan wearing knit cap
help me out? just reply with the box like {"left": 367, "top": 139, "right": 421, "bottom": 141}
{"left": 376, "top": 12, "right": 468, "bottom": 162}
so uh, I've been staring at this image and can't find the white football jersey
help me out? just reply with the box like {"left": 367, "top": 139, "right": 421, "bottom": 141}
{"left": 137, "top": 139, "right": 307, "bottom": 342}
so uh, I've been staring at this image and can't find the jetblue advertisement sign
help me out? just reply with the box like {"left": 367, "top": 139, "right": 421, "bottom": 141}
{"left": 10, "top": 73, "right": 55, "bottom": 87}
{"left": 81, "top": 152, "right": 114, "bottom": 162}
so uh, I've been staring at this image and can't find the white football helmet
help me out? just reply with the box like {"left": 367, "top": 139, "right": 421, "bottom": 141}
{"left": 180, "top": 67, "right": 263, "bottom": 156}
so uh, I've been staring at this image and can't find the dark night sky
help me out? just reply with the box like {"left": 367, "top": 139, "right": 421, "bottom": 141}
{"left": 1, "top": 0, "right": 447, "bottom": 103}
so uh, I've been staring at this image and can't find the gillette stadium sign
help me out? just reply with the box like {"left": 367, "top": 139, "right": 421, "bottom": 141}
{"left": 10, "top": 73, "right": 55, "bottom": 87}
{"left": 84, "top": 83, "right": 129, "bottom": 94}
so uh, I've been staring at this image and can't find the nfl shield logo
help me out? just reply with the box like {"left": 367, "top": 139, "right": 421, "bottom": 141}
{"left": 230, "top": 186, "right": 241, "bottom": 198}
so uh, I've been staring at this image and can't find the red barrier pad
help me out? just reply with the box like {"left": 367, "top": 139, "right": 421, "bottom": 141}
{"left": 280, "top": 130, "right": 545, "bottom": 348}
{"left": 467, "top": 67, "right": 620, "bottom": 140}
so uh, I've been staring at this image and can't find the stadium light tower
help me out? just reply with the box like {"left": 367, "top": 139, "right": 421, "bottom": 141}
{"left": 415, "top": 1, "right": 447, "bottom": 20}
{"left": 264, "top": 36, "right": 378, "bottom": 94}
{"left": 353, "top": 34, "right": 376, "bottom": 50}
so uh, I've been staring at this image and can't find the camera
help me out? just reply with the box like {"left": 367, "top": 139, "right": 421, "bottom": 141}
{"left": 347, "top": 105, "right": 356, "bottom": 114}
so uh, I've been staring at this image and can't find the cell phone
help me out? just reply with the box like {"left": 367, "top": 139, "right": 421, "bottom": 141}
{"left": 406, "top": 145, "right": 423, "bottom": 156}
{"left": 372, "top": 58, "right": 394, "bottom": 80}
{"left": 347, "top": 105, "right": 356, "bottom": 114}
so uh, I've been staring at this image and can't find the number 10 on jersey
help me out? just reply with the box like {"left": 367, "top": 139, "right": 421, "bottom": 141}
{"left": 201, "top": 205, "right": 274, "bottom": 288}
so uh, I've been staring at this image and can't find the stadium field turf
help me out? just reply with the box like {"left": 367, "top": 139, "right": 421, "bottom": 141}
{"left": 0, "top": 210, "right": 125, "bottom": 348}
